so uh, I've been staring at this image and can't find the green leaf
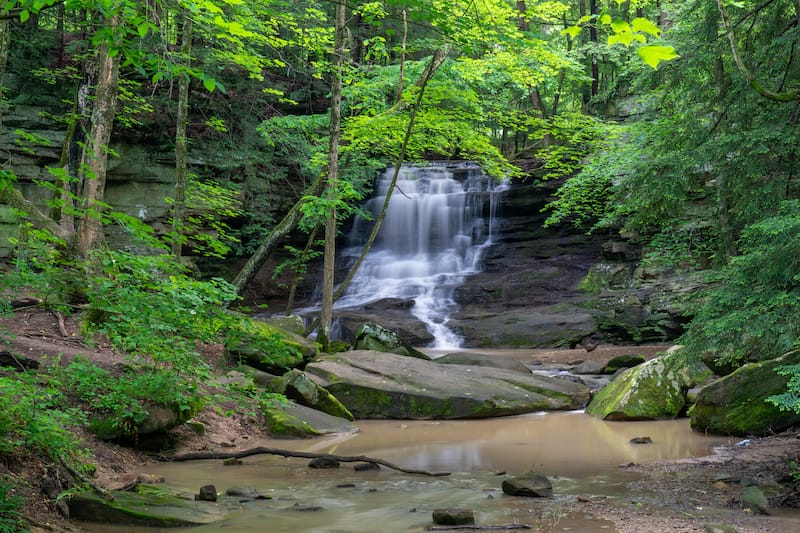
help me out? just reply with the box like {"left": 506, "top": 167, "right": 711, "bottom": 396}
{"left": 609, "top": 33, "right": 635, "bottom": 46}
{"left": 632, "top": 17, "right": 661, "bottom": 37}
{"left": 637, "top": 45, "right": 679, "bottom": 69}
{"left": 203, "top": 77, "right": 216, "bottom": 92}
{"left": 610, "top": 20, "right": 631, "bottom": 34}
{"left": 600, "top": 14, "right": 612, "bottom": 25}
{"left": 20, "top": 9, "right": 30, "bottom": 23}
{"left": 561, "top": 25, "right": 582, "bottom": 39}
{"left": 137, "top": 23, "right": 150, "bottom": 38}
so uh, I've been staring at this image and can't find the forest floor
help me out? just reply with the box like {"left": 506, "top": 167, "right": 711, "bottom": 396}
{"left": 2, "top": 307, "right": 800, "bottom": 533}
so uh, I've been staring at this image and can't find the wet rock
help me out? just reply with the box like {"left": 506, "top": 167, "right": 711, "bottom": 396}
{"left": 271, "top": 369, "right": 354, "bottom": 421}
{"left": 308, "top": 457, "right": 340, "bottom": 469}
{"left": 353, "top": 322, "right": 430, "bottom": 359}
{"left": 223, "top": 458, "right": 242, "bottom": 466}
{"left": 432, "top": 508, "right": 475, "bottom": 526}
{"left": 225, "top": 486, "right": 265, "bottom": 499}
{"left": 196, "top": 485, "right": 217, "bottom": 502}
{"left": 604, "top": 354, "right": 646, "bottom": 374}
{"left": 305, "top": 350, "right": 591, "bottom": 419}
{"left": 354, "top": 462, "right": 380, "bottom": 471}
{"left": 501, "top": 471, "right": 553, "bottom": 497}
{"left": 690, "top": 350, "right": 800, "bottom": 436}
{"left": 289, "top": 503, "right": 324, "bottom": 512}
{"left": 629, "top": 436, "right": 652, "bottom": 444}
{"left": 742, "top": 486, "right": 770, "bottom": 515}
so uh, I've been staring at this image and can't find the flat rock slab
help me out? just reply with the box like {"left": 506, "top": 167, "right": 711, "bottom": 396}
{"left": 305, "top": 350, "right": 590, "bottom": 419}
{"left": 69, "top": 485, "right": 228, "bottom": 527}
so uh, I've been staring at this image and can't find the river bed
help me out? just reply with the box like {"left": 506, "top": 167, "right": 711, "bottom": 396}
{"left": 79, "top": 412, "right": 735, "bottom": 533}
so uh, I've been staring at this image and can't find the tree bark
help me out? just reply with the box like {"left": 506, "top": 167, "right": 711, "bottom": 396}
{"left": 172, "top": 15, "right": 193, "bottom": 259}
{"left": 0, "top": 18, "right": 8, "bottom": 132}
{"left": 77, "top": 16, "right": 121, "bottom": 254}
{"left": 318, "top": 0, "right": 346, "bottom": 345}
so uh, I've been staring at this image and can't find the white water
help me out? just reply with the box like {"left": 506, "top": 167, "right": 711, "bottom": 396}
{"left": 335, "top": 162, "right": 505, "bottom": 349}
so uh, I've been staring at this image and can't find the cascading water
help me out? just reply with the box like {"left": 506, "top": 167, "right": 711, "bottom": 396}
{"left": 335, "top": 162, "right": 505, "bottom": 349}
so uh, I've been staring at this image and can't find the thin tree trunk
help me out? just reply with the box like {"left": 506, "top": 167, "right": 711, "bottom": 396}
{"left": 77, "top": 16, "right": 121, "bottom": 254}
{"left": 285, "top": 225, "right": 319, "bottom": 315}
{"left": 318, "top": 0, "right": 347, "bottom": 346}
{"left": 0, "top": 18, "right": 8, "bottom": 132}
{"left": 395, "top": 10, "right": 407, "bottom": 102}
{"left": 172, "top": 16, "right": 193, "bottom": 259}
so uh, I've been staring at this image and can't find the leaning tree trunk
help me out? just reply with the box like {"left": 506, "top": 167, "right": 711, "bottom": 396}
{"left": 77, "top": 16, "right": 121, "bottom": 255}
{"left": 318, "top": 0, "right": 347, "bottom": 347}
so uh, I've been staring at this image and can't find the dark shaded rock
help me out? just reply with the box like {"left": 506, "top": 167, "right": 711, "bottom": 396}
{"left": 604, "top": 354, "right": 646, "bottom": 374}
{"left": 196, "top": 485, "right": 217, "bottom": 502}
{"left": 225, "top": 486, "right": 265, "bottom": 499}
{"left": 354, "top": 462, "right": 380, "bottom": 471}
{"left": 701, "top": 352, "right": 740, "bottom": 377}
{"left": 271, "top": 369, "right": 354, "bottom": 420}
{"left": 89, "top": 402, "right": 202, "bottom": 441}
{"left": 501, "top": 471, "right": 553, "bottom": 497}
{"left": 629, "top": 436, "right": 653, "bottom": 444}
{"left": 0, "top": 351, "right": 40, "bottom": 370}
{"left": 432, "top": 508, "right": 475, "bottom": 526}
{"left": 742, "top": 486, "right": 769, "bottom": 515}
{"left": 434, "top": 351, "right": 531, "bottom": 373}
{"left": 690, "top": 351, "right": 800, "bottom": 436}
{"left": 353, "top": 323, "right": 430, "bottom": 359}
{"left": 305, "top": 350, "right": 590, "bottom": 419}
{"left": 308, "top": 457, "right": 340, "bottom": 469}
{"left": 289, "top": 504, "right": 324, "bottom": 512}
{"left": 571, "top": 360, "right": 607, "bottom": 375}
{"left": 223, "top": 458, "right": 242, "bottom": 466}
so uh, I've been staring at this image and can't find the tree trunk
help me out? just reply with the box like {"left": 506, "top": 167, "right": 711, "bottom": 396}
{"left": 318, "top": 0, "right": 347, "bottom": 346}
{"left": 0, "top": 18, "right": 8, "bottom": 132}
{"left": 77, "top": 16, "right": 121, "bottom": 255}
{"left": 172, "top": 15, "right": 193, "bottom": 259}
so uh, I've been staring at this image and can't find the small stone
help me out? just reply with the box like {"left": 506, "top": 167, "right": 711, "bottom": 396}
{"left": 196, "top": 484, "right": 217, "bottom": 502}
{"left": 336, "top": 483, "right": 356, "bottom": 488}
{"left": 501, "top": 470, "right": 553, "bottom": 497}
{"left": 432, "top": 509, "right": 475, "bottom": 526}
{"left": 290, "top": 504, "right": 324, "bottom": 512}
{"left": 308, "top": 457, "right": 340, "bottom": 469}
{"left": 629, "top": 436, "right": 653, "bottom": 444}
{"left": 742, "top": 485, "right": 769, "bottom": 515}
{"left": 223, "top": 457, "right": 243, "bottom": 466}
{"left": 713, "top": 481, "right": 729, "bottom": 490}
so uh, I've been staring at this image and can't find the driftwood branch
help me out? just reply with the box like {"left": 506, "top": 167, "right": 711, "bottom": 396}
{"left": 427, "top": 526, "right": 531, "bottom": 531}
{"left": 158, "top": 447, "right": 451, "bottom": 477}
{"left": 59, "top": 455, "right": 114, "bottom": 501}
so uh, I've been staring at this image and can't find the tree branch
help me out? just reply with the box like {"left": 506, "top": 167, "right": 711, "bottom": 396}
{"left": 158, "top": 446, "right": 451, "bottom": 477}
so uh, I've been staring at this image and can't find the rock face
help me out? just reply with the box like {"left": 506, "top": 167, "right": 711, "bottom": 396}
{"left": 89, "top": 403, "right": 201, "bottom": 441}
{"left": 690, "top": 351, "right": 800, "bottom": 436}
{"left": 501, "top": 471, "right": 553, "bottom": 497}
{"left": 225, "top": 318, "right": 319, "bottom": 374}
{"left": 263, "top": 399, "right": 358, "bottom": 438}
{"left": 304, "top": 350, "right": 590, "bottom": 419}
{"left": 434, "top": 351, "right": 532, "bottom": 373}
{"left": 585, "top": 348, "right": 712, "bottom": 420}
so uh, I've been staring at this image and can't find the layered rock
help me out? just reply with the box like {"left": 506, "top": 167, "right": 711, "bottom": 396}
{"left": 304, "top": 350, "right": 590, "bottom": 419}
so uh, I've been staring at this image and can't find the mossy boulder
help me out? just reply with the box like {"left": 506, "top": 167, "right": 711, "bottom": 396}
{"left": 263, "top": 399, "right": 357, "bottom": 438}
{"left": 89, "top": 402, "right": 202, "bottom": 441}
{"left": 353, "top": 323, "right": 430, "bottom": 359}
{"left": 586, "top": 347, "right": 712, "bottom": 420}
{"left": 270, "top": 369, "right": 354, "bottom": 421}
{"left": 225, "top": 318, "right": 319, "bottom": 374}
{"left": 434, "top": 351, "right": 531, "bottom": 374}
{"left": 304, "top": 350, "right": 590, "bottom": 419}
{"left": 689, "top": 351, "right": 800, "bottom": 436}
{"left": 68, "top": 484, "right": 227, "bottom": 527}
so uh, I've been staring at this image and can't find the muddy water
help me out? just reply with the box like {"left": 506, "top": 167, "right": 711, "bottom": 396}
{"left": 80, "top": 412, "right": 732, "bottom": 533}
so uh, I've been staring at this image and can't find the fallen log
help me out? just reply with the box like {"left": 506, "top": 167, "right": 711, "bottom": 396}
{"left": 428, "top": 526, "right": 531, "bottom": 531}
{"left": 158, "top": 447, "right": 451, "bottom": 477}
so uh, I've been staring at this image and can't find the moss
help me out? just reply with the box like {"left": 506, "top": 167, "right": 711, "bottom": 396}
{"left": 578, "top": 271, "right": 602, "bottom": 294}
{"left": 264, "top": 407, "right": 320, "bottom": 438}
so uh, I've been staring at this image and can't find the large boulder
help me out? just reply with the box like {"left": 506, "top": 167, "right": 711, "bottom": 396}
{"left": 690, "top": 351, "right": 800, "bottom": 436}
{"left": 353, "top": 323, "right": 430, "bottom": 359}
{"left": 270, "top": 369, "right": 354, "bottom": 421}
{"left": 434, "top": 351, "right": 531, "bottom": 374}
{"left": 89, "top": 402, "right": 202, "bottom": 441}
{"left": 225, "top": 318, "right": 319, "bottom": 374}
{"left": 501, "top": 471, "right": 553, "bottom": 497}
{"left": 586, "top": 347, "right": 712, "bottom": 420}
{"left": 304, "top": 350, "right": 590, "bottom": 419}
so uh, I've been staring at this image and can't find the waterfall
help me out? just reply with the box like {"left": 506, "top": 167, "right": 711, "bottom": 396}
{"left": 336, "top": 162, "right": 504, "bottom": 349}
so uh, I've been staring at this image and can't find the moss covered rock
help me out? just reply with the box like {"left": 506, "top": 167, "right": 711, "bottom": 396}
{"left": 604, "top": 354, "right": 646, "bottom": 374}
{"left": 89, "top": 402, "right": 202, "bottom": 441}
{"left": 263, "top": 399, "right": 357, "bottom": 438}
{"left": 586, "top": 347, "right": 712, "bottom": 420}
{"left": 272, "top": 369, "right": 354, "bottom": 421}
{"left": 68, "top": 484, "right": 227, "bottom": 527}
{"left": 689, "top": 351, "right": 800, "bottom": 436}
{"left": 225, "top": 318, "right": 319, "bottom": 374}
{"left": 353, "top": 323, "right": 430, "bottom": 359}
{"left": 304, "top": 350, "right": 590, "bottom": 419}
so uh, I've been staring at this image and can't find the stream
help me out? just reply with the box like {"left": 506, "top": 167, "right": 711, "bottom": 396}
{"left": 80, "top": 412, "right": 733, "bottom": 533}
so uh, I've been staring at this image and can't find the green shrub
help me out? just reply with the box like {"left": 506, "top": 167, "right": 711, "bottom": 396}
{"left": 0, "top": 476, "right": 26, "bottom": 533}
